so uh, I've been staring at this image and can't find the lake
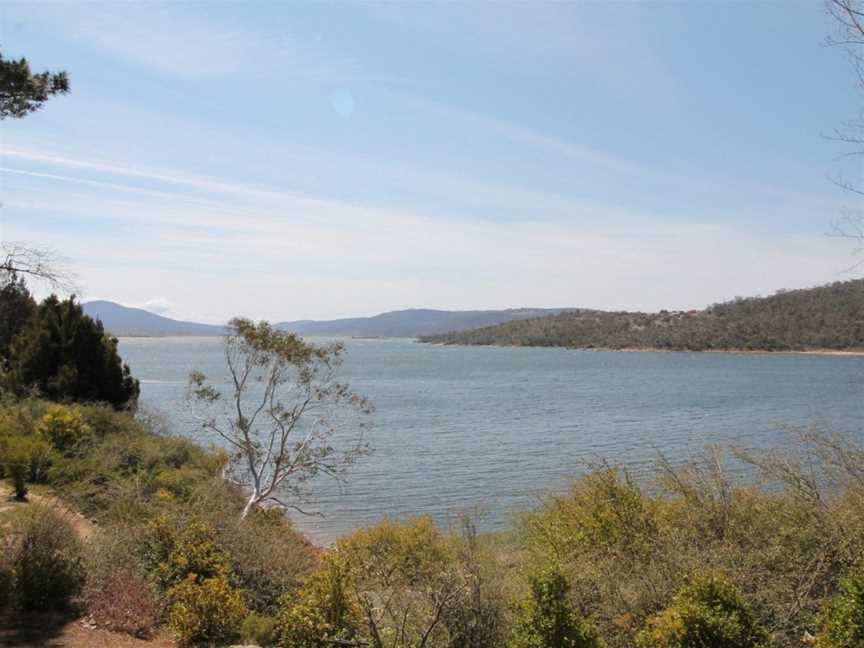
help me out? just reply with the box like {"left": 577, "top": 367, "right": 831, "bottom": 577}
{"left": 117, "top": 337, "right": 864, "bottom": 542}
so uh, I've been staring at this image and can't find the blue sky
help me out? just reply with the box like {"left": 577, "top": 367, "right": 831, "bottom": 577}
{"left": 1, "top": 1, "right": 861, "bottom": 323}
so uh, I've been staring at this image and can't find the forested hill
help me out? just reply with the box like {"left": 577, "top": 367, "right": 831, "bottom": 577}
{"left": 418, "top": 279, "right": 864, "bottom": 352}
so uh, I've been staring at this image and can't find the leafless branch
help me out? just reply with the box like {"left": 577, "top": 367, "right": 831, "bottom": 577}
{"left": 0, "top": 241, "right": 78, "bottom": 293}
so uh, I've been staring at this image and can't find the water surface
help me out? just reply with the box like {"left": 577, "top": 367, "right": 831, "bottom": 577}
{"left": 118, "top": 337, "right": 864, "bottom": 541}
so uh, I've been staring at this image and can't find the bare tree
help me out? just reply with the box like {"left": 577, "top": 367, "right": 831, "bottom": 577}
{"left": 0, "top": 242, "right": 78, "bottom": 293}
{"left": 826, "top": 0, "right": 864, "bottom": 257}
{"left": 188, "top": 318, "right": 372, "bottom": 521}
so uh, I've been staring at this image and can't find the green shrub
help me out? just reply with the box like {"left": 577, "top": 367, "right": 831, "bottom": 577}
{"left": 2, "top": 434, "right": 52, "bottom": 499}
{"left": 636, "top": 572, "right": 768, "bottom": 648}
{"left": 0, "top": 531, "right": 12, "bottom": 612}
{"left": 508, "top": 567, "right": 604, "bottom": 648}
{"left": 0, "top": 567, "right": 11, "bottom": 612}
{"left": 0, "top": 397, "right": 46, "bottom": 433}
{"left": 141, "top": 517, "right": 231, "bottom": 591}
{"left": 7, "top": 448, "right": 28, "bottom": 499}
{"left": 11, "top": 505, "right": 84, "bottom": 610}
{"left": 79, "top": 402, "right": 145, "bottom": 439}
{"left": 168, "top": 574, "right": 246, "bottom": 647}
{"left": 37, "top": 404, "right": 92, "bottom": 455}
{"left": 337, "top": 517, "right": 464, "bottom": 647}
{"left": 218, "top": 504, "right": 315, "bottom": 615}
{"left": 522, "top": 468, "right": 657, "bottom": 565}
{"left": 241, "top": 612, "right": 279, "bottom": 647}
{"left": 441, "top": 517, "right": 508, "bottom": 648}
{"left": 276, "top": 563, "right": 360, "bottom": 648}
{"left": 816, "top": 565, "right": 864, "bottom": 648}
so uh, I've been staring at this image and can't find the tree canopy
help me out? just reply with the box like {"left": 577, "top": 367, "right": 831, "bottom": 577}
{"left": 0, "top": 48, "right": 69, "bottom": 119}
{"left": 3, "top": 295, "right": 139, "bottom": 409}
{"left": 0, "top": 271, "right": 36, "bottom": 370}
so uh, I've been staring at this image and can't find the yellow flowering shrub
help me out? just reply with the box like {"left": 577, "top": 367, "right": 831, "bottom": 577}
{"left": 168, "top": 574, "right": 246, "bottom": 647}
{"left": 37, "top": 404, "right": 92, "bottom": 455}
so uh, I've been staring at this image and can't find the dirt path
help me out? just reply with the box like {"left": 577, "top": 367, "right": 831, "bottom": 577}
{"left": 0, "top": 612, "right": 176, "bottom": 648}
{"left": 0, "top": 483, "right": 96, "bottom": 540}
{"left": 0, "top": 483, "right": 176, "bottom": 647}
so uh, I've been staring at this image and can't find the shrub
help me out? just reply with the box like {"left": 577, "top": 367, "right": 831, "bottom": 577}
{"left": 37, "top": 404, "right": 92, "bottom": 455}
{"left": 241, "top": 612, "right": 279, "bottom": 647}
{"left": 636, "top": 572, "right": 768, "bottom": 648}
{"left": 508, "top": 567, "right": 604, "bottom": 648}
{"left": 327, "top": 517, "right": 474, "bottom": 647}
{"left": 168, "top": 574, "right": 246, "bottom": 647}
{"left": 7, "top": 445, "right": 28, "bottom": 499}
{"left": 84, "top": 567, "right": 158, "bottom": 638}
{"left": 523, "top": 468, "right": 657, "bottom": 564}
{"left": 816, "top": 565, "right": 864, "bottom": 648}
{"left": 276, "top": 563, "right": 361, "bottom": 648}
{"left": 441, "top": 517, "right": 507, "bottom": 648}
{"left": 10, "top": 505, "right": 84, "bottom": 610}
{"left": 83, "top": 528, "right": 159, "bottom": 638}
{"left": 2, "top": 434, "right": 52, "bottom": 498}
{"left": 0, "top": 530, "right": 12, "bottom": 612}
{"left": 141, "top": 517, "right": 231, "bottom": 591}
{"left": 217, "top": 504, "right": 316, "bottom": 614}
{"left": 0, "top": 398, "right": 44, "bottom": 440}
{"left": 0, "top": 567, "right": 11, "bottom": 612}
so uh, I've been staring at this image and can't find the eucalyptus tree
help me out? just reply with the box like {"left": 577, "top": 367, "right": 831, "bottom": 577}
{"left": 189, "top": 318, "right": 372, "bottom": 521}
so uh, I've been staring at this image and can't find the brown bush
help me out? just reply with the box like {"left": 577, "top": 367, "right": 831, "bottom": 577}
{"left": 84, "top": 567, "right": 158, "bottom": 638}
{"left": 83, "top": 525, "right": 161, "bottom": 637}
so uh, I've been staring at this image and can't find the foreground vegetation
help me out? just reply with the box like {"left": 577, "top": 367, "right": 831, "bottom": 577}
{"left": 2, "top": 392, "right": 864, "bottom": 647}
{"left": 420, "top": 279, "right": 864, "bottom": 352}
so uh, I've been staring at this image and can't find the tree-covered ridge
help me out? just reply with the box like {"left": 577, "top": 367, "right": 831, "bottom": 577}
{"left": 419, "top": 279, "right": 864, "bottom": 351}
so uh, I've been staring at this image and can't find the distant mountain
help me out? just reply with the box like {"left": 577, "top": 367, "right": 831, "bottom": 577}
{"left": 83, "top": 301, "right": 227, "bottom": 337}
{"left": 276, "top": 308, "right": 583, "bottom": 338}
{"left": 82, "top": 302, "right": 583, "bottom": 338}
{"left": 419, "top": 279, "right": 864, "bottom": 352}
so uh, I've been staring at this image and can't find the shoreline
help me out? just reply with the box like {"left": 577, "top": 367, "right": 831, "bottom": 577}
{"left": 419, "top": 341, "right": 864, "bottom": 356}
{"left": 575, "top": 347, "right": 864, "bottom": 357}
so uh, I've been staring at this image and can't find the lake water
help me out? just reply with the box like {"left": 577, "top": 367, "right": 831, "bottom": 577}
{"left": 117, "top": 337, "right": 864, "bottom": 542}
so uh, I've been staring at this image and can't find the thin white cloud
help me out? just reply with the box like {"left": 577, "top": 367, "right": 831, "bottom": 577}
{"left": 1, "top": 149, "right": 309, "bottom": 203}
{"left": 5, "top": 2, "right": 380, "bottom": 83}
{"left": 389, "top": 93, "right": 644, "bottom": 177}
{"left": 4, "top": 160, "right": 850, "bottom": 323}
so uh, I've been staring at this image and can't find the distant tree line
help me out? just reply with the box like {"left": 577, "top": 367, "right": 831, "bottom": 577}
{"left": 419, "top": 279, "right": 864, "bottom": 351}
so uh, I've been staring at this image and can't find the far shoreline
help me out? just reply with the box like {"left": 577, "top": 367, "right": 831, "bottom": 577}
{"left": 419, "top": 341, "right": 864, "bottom": 357}
{"left": 117, "top": 335, "right": 864, "bottom": 357}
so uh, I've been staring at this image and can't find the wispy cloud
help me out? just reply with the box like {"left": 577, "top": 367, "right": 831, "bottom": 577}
{"left": 2, "top": 148, "right": 848, "bottom": 322}
{"left": 4, "top": 2, "right": 369, "bottom": 82}
{"left": 389, "top": 93, "right": 645, "bottom": 177}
